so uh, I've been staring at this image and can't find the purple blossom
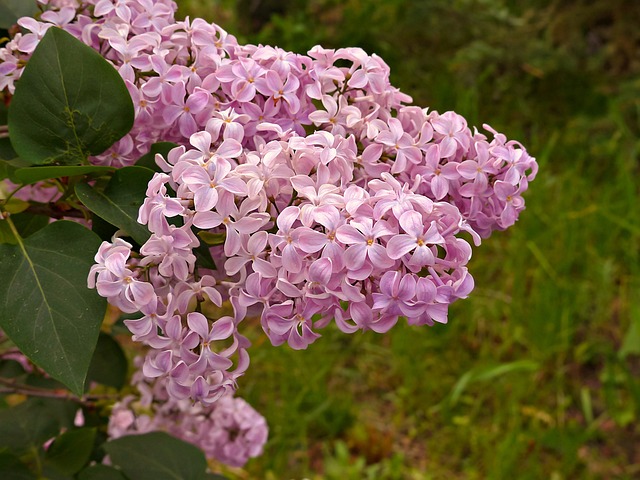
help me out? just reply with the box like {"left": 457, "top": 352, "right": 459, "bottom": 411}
{"left": 6, "top": 0, "right": 537, "bottom": 416}
{"left": 386, "top": 210, "right": 445, "bottom": 267}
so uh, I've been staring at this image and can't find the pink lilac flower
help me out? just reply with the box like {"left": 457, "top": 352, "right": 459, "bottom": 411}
{"left": 108, "top": 365, "right": 267, "bottom": 468}
{"left": 2, "top": 0, "right": 536, "bottom": 411}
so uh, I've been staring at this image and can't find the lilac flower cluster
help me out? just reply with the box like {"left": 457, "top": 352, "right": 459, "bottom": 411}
{"left": 108, "top": 363, "right": 267, "bottom": 468}
{"left": 1, "top": 0, "right": 538, "bottom": 409}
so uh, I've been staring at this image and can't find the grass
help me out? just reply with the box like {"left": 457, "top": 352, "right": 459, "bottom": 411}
{"left": 175, "top": 1, "right": 640, "bottom": 478}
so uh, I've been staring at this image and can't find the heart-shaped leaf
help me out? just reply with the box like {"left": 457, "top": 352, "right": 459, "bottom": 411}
{"left": 8, "top": 27, "right": 134, "bottom": 165}
{"left": 78, "top": 465, "right": 127, "bottom": 480}
{"left": 86, "top": 333, "right": 127, "bottom": 390}
{"left": 104, "top": 432, "right": 208, "bottom": 480}
{"left": 0, "top": 158, "right": 30, "bottom": 183}
{"left": 135, "top": 142, "right": 179, "bottom": 172}
{"left": 0, "top": 0, "right": 39, "bottom": 29}
{"left": 0, "top": 451, "right": 37, "bottom": 480}
{"left": 75, "top": 166, "right": 154, "bottom": 246}
{"left": 45, "top": 428, "right": 97, "bottom": 475}
{"left": 0, "top": 212, "right": 49, "bottom": 245}
{"left": 0, "top": 399, "right": 60, "bottom": 455}
{"left": 0, "top": 220, "right": 107, "bottom": 394}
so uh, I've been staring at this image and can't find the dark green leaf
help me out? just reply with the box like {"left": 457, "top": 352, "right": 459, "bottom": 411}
{"left": 0, "top": 0, "right": 39, "bottom": 29}
{"left": 105, "top": 432, "right": 208, "bottom": 480}
{"left": 17, "top": 387, "right": 79, "bottom": 431}
{"left": 75, "top": 166, "right": 153, "bottom": 245}
{"left": 0, "top": 219, "right": 16, "bottom": 244}
{"left": 0, "top": 451, "right": 37, "bottom": 480}
{"left": 0, "top": 158, "right": 29, "bottom": 182}
{"left": 40, "top": 466, "right": 73, "bottom": 480}
{"left": 135, "top": 142, "right": 179, "bottom": 172}
{"left": 14, "top": 165, "right": 115, "bottom": 185}
{"left": 194, "top": 243, "right": 217, "bottom": 271}
{"left": 0, "top": 220, "right": 107, "bottom": 394}
{"left": 78, "top": 465, "right": 127, "bottom": 480}
{"left": 0, "top": 399, "right": 60, "bottom": 455}
{"left": 0, "top": 359, "right": 27, "bottom": 379}
{"left": 86, "top": 333, "right": 127, "bottom": 390}
{"left": 90, "top": 214, "right": 118, "bottom": 242}
{"left": 9, "top": 212, "right": 49, "bottom": 238}
{"left": 45, "top": 428, "right": 96, "bottom": 475}
{"left": 8, "top": 27, "right": 134, "bottom": 165}
{"left": 0, "top": 139, "right": 18, "bottom": 162}
{"left": 0, "top": 212, "right": 49, "bottom": 245}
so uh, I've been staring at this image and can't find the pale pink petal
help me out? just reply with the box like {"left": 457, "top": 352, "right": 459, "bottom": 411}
{"left": 187, "top": 312, "right": 210, "bottom": 339}
{"left": 210, "top": 317, "right": 235, "bottom": 341}
{"left": 335, "top": 224, "right": 365, "bottom": 245}
{"left": 190, "top": 131, "right": 212, "bottom": 153}
{"left": 386, "top": 234, "right": 417, "bottom": 259}
{"left": 297, "top": 228, "right": 327, "bottom": 253}
{"left": 281, "top": 244, "right": 303, "bottom": 273}
{"left": 398, "top": 211, "right": 423, "bottom": 238}
{"left": 343, "top": 243, "right": 367, "bottom": 269}
{"left": 277, "top": 206, "right": 300, "bottom": 232}
{"left": 194, "top": 186, "right": 218, "bottom": 211}
{"left": 367, "top": 243, "right": 394, "bottom": 268}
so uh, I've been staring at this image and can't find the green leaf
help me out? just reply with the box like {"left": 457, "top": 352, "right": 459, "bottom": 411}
{"left": 0, "top": 138, "right": 17, "bottom": 161}
{"left": 135, "top": 142, "right": 179, "bottom": 172}
{"left": 8, "top": 27, "right": 134, "bottom": 165}
{"left": 40, "top": 466, "right": 73, "bottom": 480}
{"left": 2, "top": 197, "right": 28, "bottom": 214}
{"left": 90, "top": 214, "right": 119, "bottom": 242}
{"left": 86, "top": 333, "right": 127, "bottom": 390}
{"left": 198, "top": 231, "right": 226, "bottom": 246}
{"left": 45, "top": 428, "right": 96, "bottom": 475}
{"left": 10, "top": 212, "right": 49, "bottom": 238}
{"left": 0, "top": 0, "right": 39, "bottom": 29}
{"left": 17, "top": 388, "right": 78, "bottom": 431}
{"left": 0, "top": 212, "right": 49, "bottom": 245}
{"left": 0, "top": 158, "right": 29, "bottom": 182}
{"left": 14, "top": 165, "right": 115, "bottom": 185}
{"left": 194, "top": 243, "right": 217, "bottom": 271}
{"left": 0, "top": 220, "right": 107, "bottom": 394}
{"left": 0, "top": 221, "right": 16, "bottom": 244}
{"left": 0, "top": 451, "right": 37, "bottom": 480}
{"left": 75, "top": 166, "right": 153, "bottom": 246}
{"left": 620, "top": 313, "right": 640, "bottom": 358}
{"left": 0, "top": 399, "right": 60, "bottom": 455}
{"left": 447, "top": 360, "right": 540, "bottom": 407}
{"left": 105, "top": 432, "right": 208, "bottom": 480}
{"left": 0, "top": 359, "right": 28, "bottom": 379}
{"left": 78, "top": 465, "right": 127, "bottom": 480}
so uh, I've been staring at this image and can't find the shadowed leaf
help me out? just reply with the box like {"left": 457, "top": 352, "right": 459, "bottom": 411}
{"left": 0, "top": 221, "right": 107, "bottom": 394}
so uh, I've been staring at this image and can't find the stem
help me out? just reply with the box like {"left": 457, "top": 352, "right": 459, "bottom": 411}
{"left": 24, "top": 202, "right": 87, "bottom": 219}
{"left": 3, "top": 184, "right": 28, "bottom": 205}
{"left": 4, "top": 213, "right": 22, "bottom": 241}
{"left": 0, "top": 376, "right": 77, "bottom": 401}
{"left": 30, "top": 446, "right": 42, "bottom": 477}
{"left": 0, "top": 377, "right": 118, "bottom": 403}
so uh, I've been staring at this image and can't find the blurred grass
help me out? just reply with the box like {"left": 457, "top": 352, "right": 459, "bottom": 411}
{"left": 178, "top": 0, "right": 640, "bottom": 478}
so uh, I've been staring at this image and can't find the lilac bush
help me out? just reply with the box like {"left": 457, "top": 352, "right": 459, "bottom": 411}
{"left": 0, "top": 0, "right": 537, "bottom": 469}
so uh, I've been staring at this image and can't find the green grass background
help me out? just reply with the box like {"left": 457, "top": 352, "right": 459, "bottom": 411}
{"left": 177, "top": 1, "right": 640, "bottom": 478}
